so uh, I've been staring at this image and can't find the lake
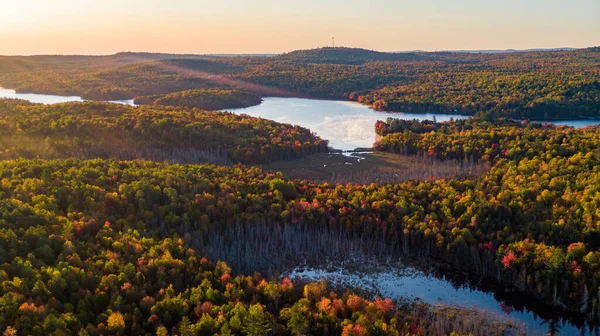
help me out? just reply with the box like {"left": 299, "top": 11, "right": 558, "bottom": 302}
{"left": 1, "top": 90, "right": 597, "bottom": 151}
{"left": 229, "top": 98, "right": 467, "bottom": 150}
{"left": 0, "top": 87, "right": 135, "bottom": 106}
{"left": 229, "top": 97, "right": 600, "bottom": 150}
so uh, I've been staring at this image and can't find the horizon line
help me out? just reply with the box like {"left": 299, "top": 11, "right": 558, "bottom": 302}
{"left": 1, "top": 45, "right": 596, "bottom": 58}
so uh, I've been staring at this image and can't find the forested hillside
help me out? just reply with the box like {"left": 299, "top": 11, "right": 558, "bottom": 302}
{"left": 276, "top": 47, "right": 427, "bottom": 65}
{"left": 0, "top": 99, "right": 327, "bottom": 164}
{"left": 1, "top": 47, "right": 598, "bottom": 119}
{"left": 372, "top": 117, "right": 600, "bottom": 319}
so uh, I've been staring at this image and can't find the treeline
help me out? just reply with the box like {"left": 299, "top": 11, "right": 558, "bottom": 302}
{"left": 375, "top": 117, "right": 521, "bottom": 137}
{"left": 0, "top": 99, "right": 327, "bottom": 164}
{"left": 0, "top": 159, "right": 518, "bottom": 335}
{"left": 374, "top": 117, "right": 571, "bottom": 162}
{"left": 134, "top": 89, "right": 262, "bottom": 111}
{"left": 1, "top": 47, "right": 598, "bottom": 119}
{"left": 277, "top": 47, "right": 428, "bottom": 65}
{"left": 358, "top": 71, "right": 600, "bottom": 120}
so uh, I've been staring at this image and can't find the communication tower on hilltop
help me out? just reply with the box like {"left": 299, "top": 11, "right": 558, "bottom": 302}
{"left": 332, "top": 37, "right": 335, "bottom": 48}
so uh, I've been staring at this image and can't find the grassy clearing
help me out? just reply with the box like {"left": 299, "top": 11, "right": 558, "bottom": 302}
{"left": 263, "top": 152, "right": 489, "bottom": 184}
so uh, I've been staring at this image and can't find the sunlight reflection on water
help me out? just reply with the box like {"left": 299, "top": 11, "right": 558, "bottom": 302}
{"left": 228, "top": 97, "right": 468, "bottom": 150}
{"left": 0, "top": 87, "right": 135, "bottom": 106}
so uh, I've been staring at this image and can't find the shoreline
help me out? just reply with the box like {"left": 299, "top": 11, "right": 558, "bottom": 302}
{"left": 3, "top": 86, "right": 600, "bottom": 122}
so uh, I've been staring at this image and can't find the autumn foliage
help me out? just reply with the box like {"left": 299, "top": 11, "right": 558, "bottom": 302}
{"left": 0, "top": 158, "right": 515, "bottom": 335}
{"left": 0, "top": 99, "right": 328, "bottom": 164}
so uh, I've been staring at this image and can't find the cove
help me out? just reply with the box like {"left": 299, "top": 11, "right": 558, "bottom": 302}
{"left": 229, "top": 97, "right": 600, "bottom": 151}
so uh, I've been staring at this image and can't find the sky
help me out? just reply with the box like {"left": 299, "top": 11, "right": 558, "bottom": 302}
{"left": 0, "top": 0, "right": 598, "bottom": 55}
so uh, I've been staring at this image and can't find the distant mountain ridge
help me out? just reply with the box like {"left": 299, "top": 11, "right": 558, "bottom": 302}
{"left": 427, "top": 47, "right": 578, "bottom": 54}
{"left": 277, "top": 47, "right": 427, "bottom": 65}
{"left": 272, "top": 46, "right": 595, "bottom": 64}
{"left": 2, "top": 46, "right": 597, "bottom": 61}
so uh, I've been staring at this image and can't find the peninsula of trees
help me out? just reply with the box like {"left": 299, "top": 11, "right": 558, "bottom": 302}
{"left": 0, "top": 99, "right": 327, "bottom": 164}
{"left": 134, "top": 89, "right": 262, "bottom": 111}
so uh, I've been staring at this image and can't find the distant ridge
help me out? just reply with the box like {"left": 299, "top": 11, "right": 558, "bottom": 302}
{"left": 277, "top": 47, "right": 426, "bottom": 65}
{"left": 115, "top": 52, "right": 276, "bottom": 58}
{"left": 4, "top": 47, "right": 598, "bottom": 59}
{"left": 274, "top": 46, "right": 592, "bottom": 65}
{"left": 394, "top": 47, "right": 578, "bottom": 54}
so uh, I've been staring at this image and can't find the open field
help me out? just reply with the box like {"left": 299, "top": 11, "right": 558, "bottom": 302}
{"left": 263, "top": 152, "right": 489, "bottom": 184}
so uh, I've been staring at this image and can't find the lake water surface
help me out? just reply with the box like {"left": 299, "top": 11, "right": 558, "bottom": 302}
{"left": 0, "top": 88, "right": 135, "bottom": 106}
{"left": 1, "top": 89, "right": 596, "bottom": 151}
{"left": 229, "top": 98, "right": 467, "bottom": 150}
{"left": 229, "top": 97, "right": 600, "bottom": 150}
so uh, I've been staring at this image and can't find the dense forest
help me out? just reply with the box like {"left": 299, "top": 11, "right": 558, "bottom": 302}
{"left": 134, "top": 89, "right": 262, "bottom": 111}
{"left": 0, "top": 47, "right": 599, "bottom": 119}
{"left": 3, "top": 107, "right": 600, "bottom": 330}
{"left": 0, "top": 159, "right": 520, "bottom": 335}
{"left": 1, "top": 47, "right": 600, "bottom": 335}
{"left": 0, "top": 99, "right": 327, "bottom": 164}
{"left": 372, "top": 117, "right": 600, "bottom": 318}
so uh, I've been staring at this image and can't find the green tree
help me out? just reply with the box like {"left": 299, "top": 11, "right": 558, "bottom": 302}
{"left": 242, "top": 304, "right": 272, "bottom": 336}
